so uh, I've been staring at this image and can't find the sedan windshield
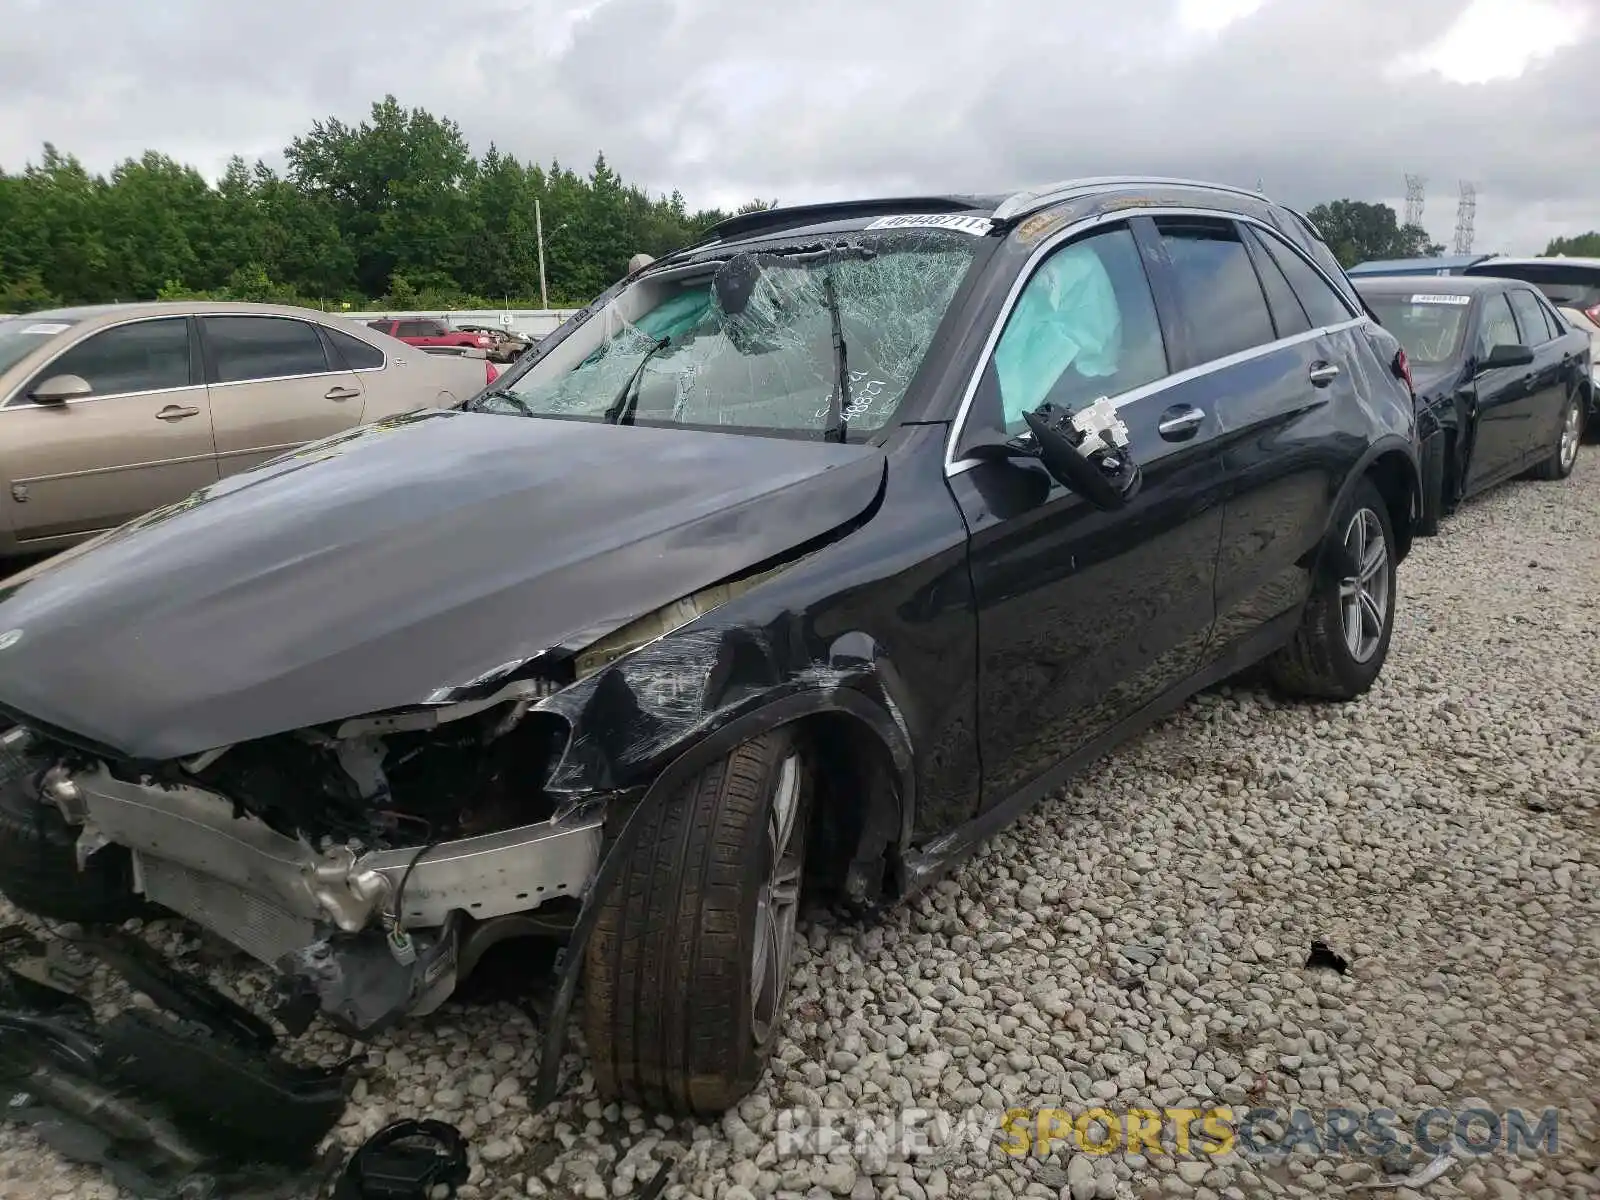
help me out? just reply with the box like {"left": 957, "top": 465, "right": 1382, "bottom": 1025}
{"left": 474, "top": 229, "right": 982, "bottom": 437}
{"left": 1364, "top": 295, "right": 1471, "bottom": 365}
{"left": 0, "top": 316, "right": 80, "bottom": 375}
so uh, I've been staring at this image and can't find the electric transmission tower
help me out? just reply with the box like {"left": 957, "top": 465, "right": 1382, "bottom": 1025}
{"left": 1404, "top": 175, "right": 1427, "bottom": 229}
{"left": 1453, "top": 181, "right": 1477, "bottom": 255}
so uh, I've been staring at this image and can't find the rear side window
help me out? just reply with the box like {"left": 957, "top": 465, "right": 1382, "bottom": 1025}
{"left": 30, "top": 318, "right": 191, "bottom": 399}
{"left": 1535, "top": 295, "right": 1567, "bottom": 341}
{"left": 1477, "top": 293, "right": 1520, "bottom": 360}
{"left": 1157, "top": 221, "right": 1275, "bottom": 363}
{"left": 325, "top": 327, "right": 386, "bottom": 370}
{"left": 1507, "top": 290, "right": 1550, "bottom": 346}
{"left": 203, "top": 316, "right": 329, "bottom": 383}
{"left": 1255, "top": 232, "right": 1355, "bottom": 327}
{"left": 366, "top": 320, "right": 391, "bottom": 332}
{"left": 1243, "top": 229, "right": 1311, "bottom": 337}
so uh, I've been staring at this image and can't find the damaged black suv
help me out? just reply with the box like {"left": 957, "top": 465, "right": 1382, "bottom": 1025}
{"left": 0, "top": 178, "right": 1424, "bottom": 1117}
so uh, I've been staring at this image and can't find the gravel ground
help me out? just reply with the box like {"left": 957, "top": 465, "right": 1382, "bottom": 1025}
{"left": 1, "top": 457, "right": 1596, "bottom": 1200}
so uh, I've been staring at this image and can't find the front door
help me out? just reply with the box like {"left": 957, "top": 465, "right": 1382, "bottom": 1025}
{"left": 0, "top": 316, "right": 219, "bottom": 545}
{"left": 199, "top": 314, "right": 366, "bottom": 477}
{"left": 947, "top": 222, "right": 1226, "bottom": 813}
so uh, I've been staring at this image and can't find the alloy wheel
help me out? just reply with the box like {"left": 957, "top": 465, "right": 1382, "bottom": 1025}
{"left": 1338, "top": 507, "right": 1389, "bottom": 664}
{"left": 750, "top": 753, "right": 802, "bottom": 1044}
{"left": 1560, "top": 401, "right": 1581, "bottom": 471}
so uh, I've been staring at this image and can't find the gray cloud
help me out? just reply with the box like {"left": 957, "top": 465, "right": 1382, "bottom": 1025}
{"left": 0, "top": 0, "right": 1595, "bottom": 252}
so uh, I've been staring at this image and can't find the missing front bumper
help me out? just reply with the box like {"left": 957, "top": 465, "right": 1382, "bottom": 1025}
{"left": 47, "top": 763, "right": 603, "bottom": 1032}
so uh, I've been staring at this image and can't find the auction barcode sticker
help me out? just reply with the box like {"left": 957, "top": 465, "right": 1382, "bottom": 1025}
{"left": 1409, "top": 294, "right": 1471, "bottom": 306}
{"left": 863, "top": 214, "right": 995, "bottom": 236}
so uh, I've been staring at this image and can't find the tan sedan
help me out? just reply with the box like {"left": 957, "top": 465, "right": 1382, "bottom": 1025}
{"left": 0, "top": 302, "right": 486, "bottom": 558}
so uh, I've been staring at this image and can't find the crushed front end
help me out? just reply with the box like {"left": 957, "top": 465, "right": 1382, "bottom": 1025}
{"left": 9, "top": 674, "right": 605, "bottom": 1038}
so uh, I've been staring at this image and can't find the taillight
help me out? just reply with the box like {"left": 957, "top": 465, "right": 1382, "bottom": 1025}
{"left": 476, "top": 336, "right": 491, "bottom": 346}
{"left": 1393, "top": 347, "right": 1414, "bottom": 393}
{"left": 486, "top": 362, "right": 499, "bottom": 385}
{"left": 1585, "top": 303, "right": 1600, "bottom": 326}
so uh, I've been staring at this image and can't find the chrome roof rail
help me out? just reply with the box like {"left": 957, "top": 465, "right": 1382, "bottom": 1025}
{"left": 991, "top": 176, "right": 1269, "bottom": 222}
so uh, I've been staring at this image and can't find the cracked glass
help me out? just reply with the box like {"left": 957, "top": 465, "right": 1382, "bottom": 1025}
{"left": 475, "top": 230, "right": 982, "bottom": 437}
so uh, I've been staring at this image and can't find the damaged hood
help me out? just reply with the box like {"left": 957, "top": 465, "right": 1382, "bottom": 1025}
{"left": 0, "top": 409, "right": 884, "bottom": 759}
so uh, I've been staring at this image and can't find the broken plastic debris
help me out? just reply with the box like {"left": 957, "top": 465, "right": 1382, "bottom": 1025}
{"left": 332, "top": 1119, "right": 469, "bottom": 1199}
{"left": 1347, "top": 1148, "right": 1458, "bottom": 1191}
{"left": 1305, "top": 940, "right": 1350, "bottom": 973}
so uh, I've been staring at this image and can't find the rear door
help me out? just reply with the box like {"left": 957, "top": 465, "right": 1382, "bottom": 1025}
{"left": 1150, "top": 216, "right": 1356, "bottom": 654}
{"left": 1506, "top": 287, "right": 1568, "bottom": 464}
{"left": 199, "top": 314, "right": 366, "bottom": 477}
{"left": 0, "top": 316, "right": 219, "bottom": 544}
{"left": 1465, "top": 291, "right": 1533, "bottom": 489}
{"left": 947, "top": 220, "right": 1227, "bottom": 813}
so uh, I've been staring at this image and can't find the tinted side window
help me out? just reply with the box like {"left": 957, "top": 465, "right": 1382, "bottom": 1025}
{"left": 1157, "top": 221, "right": 1275, "bottom": 363}
{"left": 203, "top": 316, "right": 329, "bottom": 383}
{"left": 394, "top": 321, "right": 426, "bottom": 338}
{"left": 991, "top": 225, "right": 1169, "bottom": 431}
{"left": 1507, "top": 289, "right": 1550, "bottom": 346}
{"left": 1243, "top": 228, "right": 1311, "bottom": 337}
{"left": 326, "top": 327, "right": 385, "bottom": 370}
{"left": 31, "top": 318, "right": 191, "bottom": 399}
{"left": 366, "top": 320, "right": 391, "bottom": 332}
{"left": 1477, "top": 294, "right": 1520, "bottom": 360}
{"left": 1537, "top": 297, "right": 1565, "bottom": 341}
{"left": 1256, "top": 232, "right": 1355, "bottom": 327}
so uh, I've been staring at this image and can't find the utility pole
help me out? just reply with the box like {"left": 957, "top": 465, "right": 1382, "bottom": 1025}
{"left": 535, "top": 198, "right": 549, "bottom": 310}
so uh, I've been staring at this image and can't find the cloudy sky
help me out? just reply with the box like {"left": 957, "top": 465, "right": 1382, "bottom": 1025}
{"left": 1, "top": 0, "right": 1595, "bottom": 253}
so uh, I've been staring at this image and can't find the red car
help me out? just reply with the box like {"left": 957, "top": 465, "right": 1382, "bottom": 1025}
{"left": 366, "top": 318, "right": 491, "bottom": 352}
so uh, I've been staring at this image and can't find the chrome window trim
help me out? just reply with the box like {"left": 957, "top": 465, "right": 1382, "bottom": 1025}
{"left": 2, "top": 314, "right": 196, "bottom": 409}
{"left": 942, "top": 206, "right": 1370, "bottom": 477}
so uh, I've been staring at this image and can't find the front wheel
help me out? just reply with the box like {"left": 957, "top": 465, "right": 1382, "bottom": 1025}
{"left": 584, "top": 729, "right": 812, "bottom": 1115}
{"left": 1268, "top": 477, "right": 1397, "bottom": 701}
{"left": 1534, "top": 392, "right": 1583, "bottom": 480}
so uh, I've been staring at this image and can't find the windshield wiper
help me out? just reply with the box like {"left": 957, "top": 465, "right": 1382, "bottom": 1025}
{"left": 820, "top": 272, "right": 850, "bottom": 444}
{"left": 603, "top": 336, "right": 672, "bottom": 426}
{"left": 470, "top": 387, "right": 533, "bottom": 417}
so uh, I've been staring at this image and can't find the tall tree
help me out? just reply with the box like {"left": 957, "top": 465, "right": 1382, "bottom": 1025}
{"left": 1305, "top": 200, "right": 1444, "bottom": 267}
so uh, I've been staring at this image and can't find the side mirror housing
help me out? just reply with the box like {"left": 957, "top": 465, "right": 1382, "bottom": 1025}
{"left": 29, "top": 374, "right": 92, "bottom": 405}
{"left": 1479, "top": 343, "right": 1533, "bottom": 371}
{"left": 1021, "top": 399, "right": 1142, "bottom": 510}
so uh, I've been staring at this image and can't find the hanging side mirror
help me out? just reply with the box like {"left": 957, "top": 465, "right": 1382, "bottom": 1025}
{"left": 1021, "top": 397, "right": 1142, "bottom": 510}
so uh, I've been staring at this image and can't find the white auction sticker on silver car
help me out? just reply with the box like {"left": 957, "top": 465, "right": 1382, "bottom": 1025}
{"left": 1409, "top": 294, "right": 1471, "bottom": 306}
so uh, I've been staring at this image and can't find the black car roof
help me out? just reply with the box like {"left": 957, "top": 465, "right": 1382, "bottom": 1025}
{"left": 686, "top": 177, "right": 1317, "bottom": 256}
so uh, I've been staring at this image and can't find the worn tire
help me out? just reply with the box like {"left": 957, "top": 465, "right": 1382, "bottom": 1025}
{"left": 1533, "top": 391, "right": 1583, "bottom": 480}
{"left": 0, "top": 757, "right": 144, "bottom": 924}
{"left": 584, "top": 729, "right": 812, "bottom": 1116}
{"left": 1267, "top": 476, "right": 1397, "bottom": 701}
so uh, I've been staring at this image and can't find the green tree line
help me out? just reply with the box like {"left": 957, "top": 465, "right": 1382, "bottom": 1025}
{"left": 0, "top": 96, "right": 762, "bottom": 314}
{"left": 4, "top": 99, "right": 1596, "bottom": 314}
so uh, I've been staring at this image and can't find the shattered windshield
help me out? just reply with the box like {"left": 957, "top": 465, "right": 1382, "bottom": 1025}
{"left": 474, "top": 230, "right": 982, "bottom": 437}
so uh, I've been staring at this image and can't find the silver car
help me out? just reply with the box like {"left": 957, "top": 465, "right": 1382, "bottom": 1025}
{"left": 0, "top": 302, "right": 485, "bottom": 558}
